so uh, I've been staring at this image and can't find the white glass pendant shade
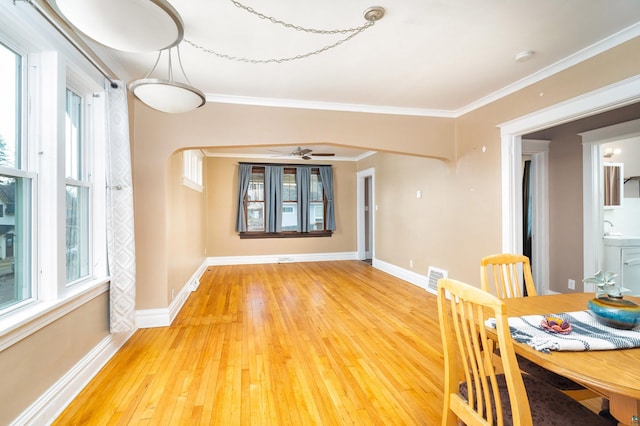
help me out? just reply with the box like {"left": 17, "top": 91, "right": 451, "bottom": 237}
{"left": 130, "top": 79, "right": 206, "bottom": 114}
{"left": 50, "top": 0, "right": 184, "bottom": 52}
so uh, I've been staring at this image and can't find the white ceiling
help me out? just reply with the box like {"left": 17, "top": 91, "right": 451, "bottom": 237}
{"left": 80, "top": 0, "right": 640, "bottom": 158}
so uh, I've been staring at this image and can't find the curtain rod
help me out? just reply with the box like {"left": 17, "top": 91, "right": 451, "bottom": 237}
{"left": 238, "top": 162, "right": 332, "bottom": 167}
{"left": 21, "top": 0, "right": 120, "bottom": 88}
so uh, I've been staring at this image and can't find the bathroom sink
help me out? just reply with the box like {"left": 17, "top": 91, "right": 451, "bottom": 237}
{"left": 603, "top": 236, "right": 640, "bottom": 247}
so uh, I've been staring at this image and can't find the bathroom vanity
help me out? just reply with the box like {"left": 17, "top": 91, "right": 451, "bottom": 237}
{"left": 604, "top": 236, "right": 640, "bottom": 295}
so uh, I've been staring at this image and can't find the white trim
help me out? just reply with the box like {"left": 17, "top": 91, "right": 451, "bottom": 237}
{"left": 138, "top": 253, "right": 359, "bottom": 328}
{"left": 204, "top": 151, "right": 377, "bottom": 163}
{"left": 583, "top": 142, "right": 602, "bottom": 286}
{"left": 457, "top": 23, "right": 640, "bottom": 117}
{"left": 10, "top": 329, "right": 133, "bottom": 426}
{"left": 500, "top": 75, "right": 640, "bottom": 284}
{"left": 501, "top": 133, "right": 522, "bottom": 253}
{"left": 136, "top": 261, "right": 208, "bottom": 328}
{"left": 182, "top": 177, "right": 204, "bottom": 192}
{"left": 522, "top": 140, "right": 550, "bottom": 295}
{"left": 356, "top": 168, "right": 375, "bottom": 261}
{"left": 206, "top": 94, "right": 455, "bottom": 118}
{"left": 373, "top": 259, "right": 432, "bottom": 293}
{"left": 580, "top": 118, "right": 640, "bottom": 144}
{"left": 203, "top": 24, "right": 640, "bottom": 118}
{"left": 500, "top": 75, "right": 640, "bottom": 135}
{"left": 207, "top": 251, "right": 358, "bottom": 266}
{"left": 0, "top": 279, "right": 109, "bottom": 352}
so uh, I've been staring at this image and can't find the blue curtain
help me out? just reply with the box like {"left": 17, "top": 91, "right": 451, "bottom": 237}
{"left": 235, "top": 164, "right": 252, "bottom": 232}
{"left": 319, "top": 166, "right": 335, "bottom": 231}
{"left": 296, "top": 166, "right": 310, "bottom": 232}
{"left": 265, "top": 165, "right": 283, "bottom": 232}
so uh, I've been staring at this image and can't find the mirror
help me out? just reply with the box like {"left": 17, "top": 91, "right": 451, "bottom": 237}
{"left": 604, "top": 162, "right": 624, "bottom": 208}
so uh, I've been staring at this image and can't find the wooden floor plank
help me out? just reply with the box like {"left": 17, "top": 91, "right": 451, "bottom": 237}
{"left": 54, "top": 261, "right": 445, "bottom": 425}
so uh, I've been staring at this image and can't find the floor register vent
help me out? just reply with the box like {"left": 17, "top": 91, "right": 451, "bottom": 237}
{"left": 427, "top": 266, "right": 448, "bottom": 293}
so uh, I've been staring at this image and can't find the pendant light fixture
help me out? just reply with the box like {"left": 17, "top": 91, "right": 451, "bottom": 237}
{"left": 129, "top": 46, "right": 206, "bottom": 114}
{"left": 49, "top": 0, "right": 184, "bottom": 52}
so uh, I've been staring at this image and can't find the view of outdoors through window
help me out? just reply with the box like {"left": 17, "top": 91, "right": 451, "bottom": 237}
{"left": 247, "top": 171, "right": 265, "bottom": 232}
{"left": 310, "top": 173, "right": 324, "bottom": 230}
{"left": 65, "top": 89, "right": 89, "bottom": 283}
{"left": 282, "top": 171, "right": 297, "bottom": 231}
{"left": 245, "top": 167, "right": 326, "bottom": 233}
{"left": 0, "top": 42, "right": 31, "bottom": 311}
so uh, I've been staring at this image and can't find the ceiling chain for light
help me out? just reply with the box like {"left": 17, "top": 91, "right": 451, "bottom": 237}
{"left": 229, "top": 0, "right": 374, "bottom": 34}
{"left": 183, "top": 1, "right": 385, "bottom": 64}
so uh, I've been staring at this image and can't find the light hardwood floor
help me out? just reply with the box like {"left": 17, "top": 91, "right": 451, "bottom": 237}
{"left": 54, "top": 261, "right": 446, "bottom": 425}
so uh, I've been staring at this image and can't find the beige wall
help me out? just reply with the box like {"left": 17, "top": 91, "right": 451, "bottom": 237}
{"left": 5, "top": 32, "right": 640, "bottom": 426}
{"left": 357, "top": 153, "right": 461, "bottom": 274}
{"left": 132, "top": 105, "right": 455, "bottom": 309}
{"left": 130, "top": 36, "right": 640, "bottom": 304}
{"left": 205, "top": 157, "right": 357, "bottom": 257}
{"left": 166, "top": 152, "right": 207, "bottom": 303}
{"left": 0, "top": 293, "right": 109, "bottom": 424}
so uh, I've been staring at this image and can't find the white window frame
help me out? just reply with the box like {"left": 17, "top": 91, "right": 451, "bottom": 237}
{"left": 182, "top": 149, "right": 203, "bottom": 191}
{"left": 0, "top": 1, "right": 109, "bottom": 349}
{"left": 64, "top": 83, "right": 92, "bottom": 286}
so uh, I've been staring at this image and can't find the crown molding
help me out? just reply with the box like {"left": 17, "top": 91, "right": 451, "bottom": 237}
{"left": 205, "top": 22, "right": 640, "bottom": 119}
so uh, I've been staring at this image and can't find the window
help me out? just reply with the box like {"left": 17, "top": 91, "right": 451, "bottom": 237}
{"left": 247, "top": 169, "right": 265, "bottom": 231}
{"left": 0, "top": 6, "right": 108, "bottom": 328}
{"left": 309, "top": 173, "right": 324, "bottom": 231}
{"left": 0, "top": 41, "right": 33, "bottom": 312}
{"left": 236, "top": 164, "right": 335, "bottom": 238}
{"left": 281, "top": 170, "right": 298, "bottom": 231}
{"left": 183, "top": 149, "right": 203, "bottom": 191}
{"left": 65, "top": 88, "right": 90, "bottom": 284}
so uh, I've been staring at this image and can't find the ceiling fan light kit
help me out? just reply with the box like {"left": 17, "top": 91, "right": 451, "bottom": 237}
{"left": 290, "top": 146, "right": 336, "bottom": 160}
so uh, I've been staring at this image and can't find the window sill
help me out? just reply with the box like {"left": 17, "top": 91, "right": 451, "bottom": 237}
{"left": 182, "top": 177, "right": 203, "bottom": 192}
{"left": 240, "top": 231, "right": 333, "bottom": 239}
{"left": 0, "top": 277, "right": 110, "bottom": 352}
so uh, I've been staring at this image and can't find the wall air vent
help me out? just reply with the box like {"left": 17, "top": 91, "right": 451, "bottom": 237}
{"left": 427, "top": 266, "right": 448, "bottom": 294}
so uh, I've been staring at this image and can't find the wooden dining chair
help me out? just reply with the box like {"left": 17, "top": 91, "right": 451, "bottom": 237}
{"left": 437, "top": 278, "right": 612, "bottom": 426}
{"left": 480, "top": 253, "right": 596, "bottom": 400}
{"left": 480, "top": 253, "right": 536, "bottom": 298}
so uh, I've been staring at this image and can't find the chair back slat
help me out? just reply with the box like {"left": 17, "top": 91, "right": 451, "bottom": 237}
{"left": 438, "top": 278, "right": 533, "bottom": 426}
{"left": 481, "top": 254, "right": 536, "bottom": 299}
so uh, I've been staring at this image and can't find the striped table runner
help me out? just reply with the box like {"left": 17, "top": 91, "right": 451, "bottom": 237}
{"left": 486, "top": 310, "right": 640, "bottom": 353}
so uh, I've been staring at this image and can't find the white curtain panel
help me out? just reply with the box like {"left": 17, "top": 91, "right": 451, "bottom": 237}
{"left": 106, "top": 82, "right": 137, "bottom": 333}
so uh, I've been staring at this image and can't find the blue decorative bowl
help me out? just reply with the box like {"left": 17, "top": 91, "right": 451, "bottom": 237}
{"left": 588, "top": 296, "right": 640, "bottom": 330}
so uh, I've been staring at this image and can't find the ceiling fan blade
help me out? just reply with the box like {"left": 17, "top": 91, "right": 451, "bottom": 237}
{"left": 311, "top": 153, "right": 335, "bottom": 157}
{"left": 299, "top": 148, "right": 312, "bottom": 155}
{"left": 302, "top": 155, "right": 312, "bottom": 160}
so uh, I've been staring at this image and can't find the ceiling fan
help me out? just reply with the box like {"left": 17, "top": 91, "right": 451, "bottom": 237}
{"left": 284, "top": 146, "right": 336, "bottom": 160}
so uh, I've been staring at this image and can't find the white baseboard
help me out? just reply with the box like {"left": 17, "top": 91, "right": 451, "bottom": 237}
{"left": 207, "top": 251, "right": 358, "bottom": 266}
{"left": 136, "top": 260, "right": 208, "bottom": 328}
{"left": 12, "top": 330, "right": 134, "bottom": 426}
{"left": 373, "top": 259, "right": 433, "bottom": 294}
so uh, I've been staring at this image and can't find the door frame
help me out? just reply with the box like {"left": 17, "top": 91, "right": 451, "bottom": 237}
{"left": 356, "top": 168, "right": 375, "bottom": 261}
{"left": 580, "top": 118, "right": 640, "bottom": 289}
{"left": 500, "top": 75, "right": 640, "bottom": 288}
{"left": 522, "top": 139, "right": 550, "bottom": 294}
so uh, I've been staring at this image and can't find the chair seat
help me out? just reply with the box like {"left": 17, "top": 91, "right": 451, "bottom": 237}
{"left": 460, "top": 374, "right": 615, "bottom": 426}
{"left": 516, "top": 354, "right": 586, "bottom": 391}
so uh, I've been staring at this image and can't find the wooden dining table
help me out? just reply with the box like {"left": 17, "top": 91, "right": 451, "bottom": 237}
{"left": 496, "top": 292, "right": 640, "bottom": 426}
